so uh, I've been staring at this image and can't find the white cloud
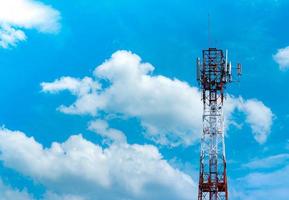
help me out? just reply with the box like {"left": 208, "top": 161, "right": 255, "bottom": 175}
{"left": 244, "top": 166, "right": 289, "bottom": 190}
{"left": 243, "top": 153, "right": 289, "bottom": 169}
{"left": 42, "top": 50, "right": 203, "bottom": 146}
{"left": 0, "top": 127, "right": 196, "bottom": 200}
{"left": 232, "top": 164, "right": 289, "bottom": 200}
{"left": 0, "top": 0, "right": 60, "bottom": 48}
{"left": 44, "top": 192, "right": 86, "bottom": 200}
{"left": 273, "top": 46, "right": 289, "bottom": 70}
{"left": 42, "top": 77, "right": 100, "bottom": 97}
{"left": 88, "top": 119, "right": 127, "bottom": 143}
{"left": 0, "top": 179, "right": 34, "bottom": 200}
{"left": 239, "top": 99, "right": 273, "bottom": 144}
{"left": 0, "top": 0, "right": 60, "bottom": 32}
{"left": 42, "top": 76, "right": 102, "bottom": 116}
{"left": 225, "top": 97, "right": 274, "bottom": 144}
{"left": 42, "top": 50, "right": 274, "bottom": 146}
{"left": 0, "top": 24, "right": 26, "bottom": 48}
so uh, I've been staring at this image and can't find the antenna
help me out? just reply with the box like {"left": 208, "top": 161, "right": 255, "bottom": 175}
{"left": 196, "top": 48, "right": 242, "bottom": 200}
{"left": 208, "top": 14, "right": 211, "bottom": 47}
{"left": 225, "top": 50, "right": 228, "bottom": 72}
{"left": 196, "top": 57, "right": 201, "bottom": 82}
{"left": 237, "top": 63, "right": 242, "bottom": 76}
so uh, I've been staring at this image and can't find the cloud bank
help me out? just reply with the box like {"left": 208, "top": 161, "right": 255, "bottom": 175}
{"left": 0, "top": 127, "right": 196, "bottom": 200}
{"left": 0, "top": 50, "right": 277, "bottom": 199}
{"left": 0, "top": 0, "right": 60, "bottom": 48}
{"left": 42, "top": 50, "right": 274, "bottom": 145}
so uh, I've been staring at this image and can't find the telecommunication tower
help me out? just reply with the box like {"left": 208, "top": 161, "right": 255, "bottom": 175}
{"left": 196, "top": 48, "right": 241, "bottom": 200}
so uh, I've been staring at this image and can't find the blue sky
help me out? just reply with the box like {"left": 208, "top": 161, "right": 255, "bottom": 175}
{"left": 0, "top": 0, "right": 288, "bottom": 199}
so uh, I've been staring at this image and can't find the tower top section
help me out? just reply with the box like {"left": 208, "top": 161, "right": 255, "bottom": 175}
{"left": 196, "top": 48, "right": 241, "bottom": 103}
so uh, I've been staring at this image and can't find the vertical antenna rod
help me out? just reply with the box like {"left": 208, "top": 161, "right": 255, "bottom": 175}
{"left": 208, "top": 14, "right": 210, "bottom": 47}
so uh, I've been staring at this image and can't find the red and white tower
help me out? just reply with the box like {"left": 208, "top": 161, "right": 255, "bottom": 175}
{"left": 196, "top": 48, "right": 241, "bottom": 200}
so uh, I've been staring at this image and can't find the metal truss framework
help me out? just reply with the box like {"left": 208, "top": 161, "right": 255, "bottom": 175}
{"left": 196, "top": 48, "right": 233, "bottom": 200}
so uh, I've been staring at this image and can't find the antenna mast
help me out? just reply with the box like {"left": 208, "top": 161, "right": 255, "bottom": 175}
{"left": 208, "top": 14, "right": 210, "bottom": 47}
{"left": 196, "top": 48, "right": 241, "bottom": 200}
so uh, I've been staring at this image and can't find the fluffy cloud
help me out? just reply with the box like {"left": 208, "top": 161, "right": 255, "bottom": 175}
{"left": 241, "top": 99, "right": 273, "bottom": 143}
{"left": 42, "top": 76, "right": 102, "bottom": 115}
{"left": 42, "top": 77, "right": 100, "bottom": 97}
{"left": 88, "top": 119, "right": 127, "bottom": 143}
{"left": 42, "top": 50, "right": 203, "bottom": 146}
{"left": 226, "top": 98, "right": 274, "bottom": 144}
{"left": 273, "top": 46, "right": 289, "bottom": 70}
{"left": 0, "top": 24, "right": 26, "bottom": 48}
{"left": 42, "top": 50, "right": 274, "bottom": 145}
{"left": 0, "top": 127, "right": 196, "bottom": 200}
{"left": 0, "top": 0, "right": 60, "bottom": 48}
{"left": 0, "top": 179, "right": 34, "bottom": 200}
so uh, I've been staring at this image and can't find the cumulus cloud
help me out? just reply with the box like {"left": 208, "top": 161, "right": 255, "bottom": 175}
{"left": 273, "top": 46, "right": 289, "bottom": 70}
{"left": 225, "top": 97, "right": 274, "bottom": 144}
{"left": 41, "top": 77, "right": 100, "bottom": 97}
{"left": 42, "top": 76, "right": 102, "bottom": 115}
{"left": 0, "top": 0, "right": 60, "bottom": 48}
{"left": 0, "top": 179, "right": 34, "bottom": 200}
{"left": 42, "top": 50, "right": 274, "bottom": 145}
{"left": 241, "top": 99, "right": 273, "bottom": 143}
{"left": 0, "top": 127, "right": 196, "bottom": 200}
{"left": 42, "top": 50, "right": 203, "bottom": 146}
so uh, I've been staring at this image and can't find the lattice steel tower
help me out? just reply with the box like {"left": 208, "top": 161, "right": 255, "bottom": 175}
{"left": 196, "top": 48, "right": 241, "bottom": 200}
